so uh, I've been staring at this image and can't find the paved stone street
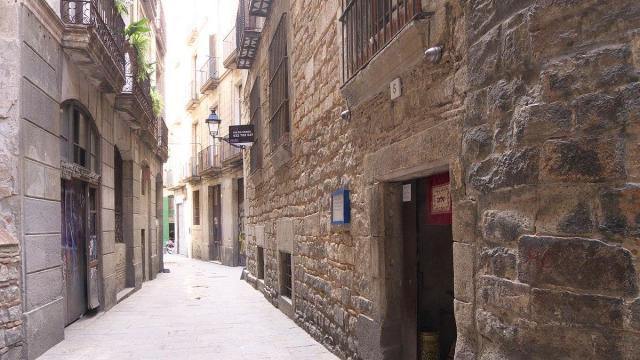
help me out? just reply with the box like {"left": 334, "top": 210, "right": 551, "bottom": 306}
{"left": 39, "top": 255, "right": 337, "bottom": 360}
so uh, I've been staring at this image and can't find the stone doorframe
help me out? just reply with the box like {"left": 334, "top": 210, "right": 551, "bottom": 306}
{"left": 356, "top": 120, "right": 462, "bottom": 360}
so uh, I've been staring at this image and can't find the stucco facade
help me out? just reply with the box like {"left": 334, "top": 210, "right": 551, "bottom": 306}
{"left": 240, "top": 0, "right": 640, "bottom": 359}
{"left": 0, "top": 0, "right": 167, "bottom": 358}
{"left": 164, "top": 0, "right": 247, "bottom": 267}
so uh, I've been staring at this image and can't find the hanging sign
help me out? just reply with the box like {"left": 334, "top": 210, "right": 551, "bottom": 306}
{"left": 427, "top": 173, "right": 452, "bottom": 225}
{"left": 331, "top": 189, "right": 351, "bottom": 225}
{"left": 228, "top": 125, "right": 255, "bottom": 144}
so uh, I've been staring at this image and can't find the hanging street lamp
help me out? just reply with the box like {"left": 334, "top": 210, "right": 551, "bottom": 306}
{"left": 205, "top": 109, "right": 255, "bottom": 149}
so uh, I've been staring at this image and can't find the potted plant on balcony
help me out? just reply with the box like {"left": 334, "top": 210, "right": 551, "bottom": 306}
{"left": 124, "top": 18, "right": 153, "bottom": 81}
{"left": 151, "top": 87, "right": 163, "bottom": 116}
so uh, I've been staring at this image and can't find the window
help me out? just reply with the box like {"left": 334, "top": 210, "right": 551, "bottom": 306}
{"left": 280, "top": 251, "right": 292, "bottom": 298}
{"left": 249, "top": 78, "right": 262, "bottom": 172}
{"left": 268, "top": 15, "right": 290, "bottom": 149}
{"left": 340, "top": 0, "right": 423, "bottom": 81}
{"left": 193, "top": 190, "right": 200, "bottom": 225}
{"left": 62, "top": 102, "right": 100, "bottom": 173}
{"left": 257, "top": 246, "right": 265, "bottom": 280}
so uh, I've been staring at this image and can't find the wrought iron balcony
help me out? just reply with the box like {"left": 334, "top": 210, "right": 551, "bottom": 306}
{"left": 164, "top": 169, "right": 178, "bottom": 189}
{"left": 186, "top": 79, "right": 199, "bottom": 110}
{"left": 60, "top": 0, "right": 126, "bottom": 92}
{"left": 158, "top": 118, "right": 169, "bottom": 161}
{"left": 182, "top": 156, "right": 200, "bottom": 182}
{"left": 221, "top": 142, "right": 243, "bottom": 164}
{"left": 199, "top": 57, "right": 220, "bottom": 93}
{"left": 115, "top": 46, "right": 157, "bottom": 147}
{"left": 249, "top": 0, "right": 273, "bottom": 17}
{"left": 198, "top": 145, "right": 222, "bottom": 176}
{"left": 223, "top": 27, "right": 238, "bottom": 69}
{"left": 236, "top": 0, "right": 264, "bottom": 69}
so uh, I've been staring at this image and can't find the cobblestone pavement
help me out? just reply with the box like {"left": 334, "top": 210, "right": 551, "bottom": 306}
{"left": 40, "top": 255, "right": 338, "bottom": 360}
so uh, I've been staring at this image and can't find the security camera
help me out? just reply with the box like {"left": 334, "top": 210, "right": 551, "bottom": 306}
{"left": 340, "top": 109, "right": 351, "bottom": 121}
{"left": 425, "top": 46, "right": 443, "bottom": 64}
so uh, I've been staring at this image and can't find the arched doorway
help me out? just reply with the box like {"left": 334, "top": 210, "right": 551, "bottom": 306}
{"left": 59, "top": 100, "right": 101, "bottom": 326}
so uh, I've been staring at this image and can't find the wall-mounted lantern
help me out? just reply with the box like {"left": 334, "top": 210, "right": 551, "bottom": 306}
{"left": 205, "top": 109, "right": 255, "bottom": 149}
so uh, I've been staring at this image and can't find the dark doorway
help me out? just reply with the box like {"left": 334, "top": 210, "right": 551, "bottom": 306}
{"left": 209, "top": 185, "right": 222, "bottom": 261}
{"left": 237, "top": 178, "right": 246, "bottom": 266}
{"left": 141, "top": 229, "right": 146, "bottom": 281}
{"left": 62, "top": 179, "right": 88, "bottom": 326}
{"left": 403, "top": 173, "right": 456, "bottom": 359}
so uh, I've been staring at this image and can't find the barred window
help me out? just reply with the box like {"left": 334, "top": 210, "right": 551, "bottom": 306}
{"left": 340, "top": 0, "right": 423, "bottom": 81}
{"left": 280, "top": 251, "right": 292, "bottom": 298}
{"left": 268, "top": 15, "right": 290, "bottom": 149}
{"left": 257, "top": 246, "right": 265, "bottom": 280}
{"left": 249, "top": 78, "right": 262, "bottom": 172}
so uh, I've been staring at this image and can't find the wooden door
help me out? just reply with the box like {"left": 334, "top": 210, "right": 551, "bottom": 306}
{"left": 209, "top": 185, "right": 222, "bottom": 261}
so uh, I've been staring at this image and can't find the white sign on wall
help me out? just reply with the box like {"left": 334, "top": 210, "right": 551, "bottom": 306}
{"left": 390, "top": 78, "right": 402, "bottom": 100}
{"left": 403, "top": 184, "right": 412, "bottom": 202}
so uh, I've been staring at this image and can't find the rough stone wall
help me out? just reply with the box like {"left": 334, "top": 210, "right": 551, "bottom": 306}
{"left": 245, "top": 0, "right": 640, "bottom": 359}
{"left": 458, "top": 0, "right": 640, "bottom": 358}
{"left": 0, "top": 1, "right": 25, "bottom": 359}
{"left": 244, "top": 0, "right": 466, "bottom": 358}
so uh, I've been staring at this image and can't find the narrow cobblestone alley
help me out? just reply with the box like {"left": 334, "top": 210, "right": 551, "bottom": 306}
{"left": 39, "top": 256, "right": 337, "bottom": 360}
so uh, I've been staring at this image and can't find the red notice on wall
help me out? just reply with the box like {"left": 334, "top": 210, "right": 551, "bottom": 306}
{"left": 426, "top": 173, "right": 452, "bottom": 225}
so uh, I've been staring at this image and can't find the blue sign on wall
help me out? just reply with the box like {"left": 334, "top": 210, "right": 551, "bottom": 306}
{"left": 331, "top": 189, "right": 351, "bottom": 225}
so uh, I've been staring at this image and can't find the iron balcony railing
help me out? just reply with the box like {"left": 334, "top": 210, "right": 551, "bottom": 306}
{"left": 340, "top": 0, "right": 424, "bottom": 82}
{"left": 164, "top": 169, "right": 176, "bottom": 188}
{"left": 223, "top": 27, "right": 237, "bottom": 64}
{"left": 236, "top": 0, "right": 263, "bottom": 69}
{"left": 198, "top": 145, "right": 222, "bottom": 174}
{"left": 61, "top": 0, "right": 126, "bottom": 78}
{"left": 182, "top": 156, "right": 199, "bottom": 181}
{"left": 122, "top": 46, "right": 156, "bottom": 140}
{"left": 186, "top": 79, "right": 198, "bottom": 108}
{"left": 221, "top": 142, "right": 242, "bottom": 163}
{"left": 158, "top": 118, "right": 168, "bottom": 155}
{"left": 198, "top": 57, "right": 219, "bottom": 91}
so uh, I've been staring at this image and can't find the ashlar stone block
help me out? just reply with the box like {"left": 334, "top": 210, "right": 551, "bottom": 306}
{"left": 518, "top": 235, "right": 637, "bottom": 296}
{"left": 531, "top": 288, "right": 623, "bottom": 329}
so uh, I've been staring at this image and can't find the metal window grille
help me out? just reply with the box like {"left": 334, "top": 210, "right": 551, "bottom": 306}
{"left": 268, "top": 15, "right": 290, "bottom": 148}
{"left": 193, "top": 190, "right": 200, "bottom": 225}
{"left": 249, "top": 78, "right": 262, "bottom": 172}
{"left": 340, "top": 0, "right": 423, "bottom": 82}
{"left": 280, "top": 252, "right": 292, "bottom": 298}
{"left": 257, "top": 246, "right": 265, "bottom": 280}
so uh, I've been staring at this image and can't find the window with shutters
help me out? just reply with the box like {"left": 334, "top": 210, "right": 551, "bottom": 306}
{"left": 268, "top": 15, "right": 290, "bottom": 149}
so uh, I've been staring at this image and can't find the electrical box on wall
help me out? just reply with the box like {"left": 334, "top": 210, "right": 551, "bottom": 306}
{"left": 390, "top": 78, "right": 402, "bottom": 100}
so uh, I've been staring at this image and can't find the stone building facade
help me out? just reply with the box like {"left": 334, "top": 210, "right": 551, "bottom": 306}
{"left": 164, "top": 0, "right": 247, "bottom": 266}
{"left": 240, "top": 0, "right": 640, "bottom": 359}
{"left": 0, "top": 0, "right": 168, "bottom": 358}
